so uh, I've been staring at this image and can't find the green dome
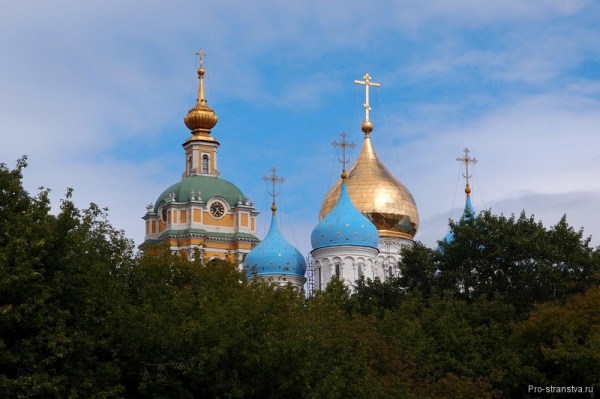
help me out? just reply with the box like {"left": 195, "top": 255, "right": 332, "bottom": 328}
{"left": 154, "top": 175, "right": 246, "bottom": 211}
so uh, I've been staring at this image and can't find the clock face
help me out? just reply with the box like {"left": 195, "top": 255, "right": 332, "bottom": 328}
{"left": 210, "top": 201, "right": 225, "bottom": 218}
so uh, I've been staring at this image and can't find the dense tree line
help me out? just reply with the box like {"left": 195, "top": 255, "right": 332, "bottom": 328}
{"left": 1, "top": 158, "right": 599, "bottom": 398}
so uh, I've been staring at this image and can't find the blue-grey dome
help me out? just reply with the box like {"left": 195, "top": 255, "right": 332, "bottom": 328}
{"left": 311, "top": 183, "right": 379, "bottom": 250}
{"left": 243, "top": 215, "right": 307, "bottom": 278}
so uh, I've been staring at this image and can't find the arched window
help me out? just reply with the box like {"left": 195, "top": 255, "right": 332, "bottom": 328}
{"left": 187, "top": 156, "right": 192, "bottom": 174}
{"left": 202, "top": 155, "right": 209, "bottom": 174}
{"left": 317, "top": 266, "right": 322, "bottom": 290}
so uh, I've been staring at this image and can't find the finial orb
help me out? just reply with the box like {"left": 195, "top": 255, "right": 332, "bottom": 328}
{"left": 341, "top": 171, "right": 348, "bottom": 180}
{"left": 197, "top": 67, "right": 205, "bottom": 77}
{"left": 361, "top": 120, "right": 373, "bottom": 134}
{"left": 465, "top": 185, "right": 471, "bottom": 194}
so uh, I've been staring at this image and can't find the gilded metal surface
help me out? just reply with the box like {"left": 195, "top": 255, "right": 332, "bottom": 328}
{"left": 184, "top": 49, "right": 219, "bottom": 135}
{"left": 319, "top": 134, "right": 419, "bottom": 237}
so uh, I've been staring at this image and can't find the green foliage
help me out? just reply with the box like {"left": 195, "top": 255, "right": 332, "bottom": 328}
{"left": 0, "top": 159, "right": 414, "bottom": 398}
{"left": 510, "top": 286, "right": 600, "bottom": 394}
{"left": 0, "top": 157, "right": 134, "bottom": 397}
{"left": 401, "top": 210, "right": 600, "bottom": 313}
{"left": 2, "top": 159, "right": 599, "bottom": 398}
{"left": 351, "top": 208, "right": 600, "bottom": 397}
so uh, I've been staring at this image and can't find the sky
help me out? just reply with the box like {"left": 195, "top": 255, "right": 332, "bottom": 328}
{"left": 1, "top": 0, "right": 599, "bottom": 257}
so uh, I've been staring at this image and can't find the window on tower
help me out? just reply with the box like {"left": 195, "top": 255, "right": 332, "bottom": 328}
{"left": 202, "top": 155, "right": 209, "bottom": 174}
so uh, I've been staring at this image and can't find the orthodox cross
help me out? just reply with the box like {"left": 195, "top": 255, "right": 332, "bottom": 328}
{"left": 354, "top": 73, "right": 380, "bottom": 122}
{"left": 332, "top": 132, "right": 356, "bottom": 177}
{"left": 456, "top": 147, "right": 477, "bottom": 191}
{"left": 263, "top": 167, "right": 285, "bottom": 214}
{"left": 196, "top": 49, "right": 206, "bottom": 67}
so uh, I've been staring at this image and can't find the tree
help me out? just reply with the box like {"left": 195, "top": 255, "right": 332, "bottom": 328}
{"left": 509, "top": 286, "right": 600, "bottom": 396}
{"left": 0, "top": 157, "right": 134, "bottom": 397}
{"left": 400, "top": 210, "right": 600, "bottom": 313}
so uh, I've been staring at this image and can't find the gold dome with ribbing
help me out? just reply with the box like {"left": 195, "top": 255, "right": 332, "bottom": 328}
{"left": 319, "top": 133, "right": 419, "bottom": 239}
{"left": 184, "top": 67, "right": 218, "bottom": 135}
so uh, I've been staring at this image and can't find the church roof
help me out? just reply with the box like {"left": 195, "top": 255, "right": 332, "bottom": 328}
{"left": 318, "top": 73, "right": 418, "bottom": 239}
{"left": 319, "top": 134, "right": 419, "bottom": 238}
{"left": 311, "top": 183, "right": 379, "bottom": 250}
{"left": 462, "top": 195, "right": 475, "bottom": 220}
{"left": 442, "top": 195, "right": 476, "bottom": 244}
{"left": 243, "top": 214, "right": 307, "bottom": 278}
{"left": 154, "top": 175, "right": 245, "bottom": 211}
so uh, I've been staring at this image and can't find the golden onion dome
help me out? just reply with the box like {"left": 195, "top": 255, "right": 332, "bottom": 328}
{"left": 184, "top": 67, "right": 218, "bottom": 135}
{"left": 319, "top": 133, "right": 419, "bottom": 239}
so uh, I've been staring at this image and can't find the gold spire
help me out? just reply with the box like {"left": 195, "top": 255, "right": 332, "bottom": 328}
{"left": 332, "top": 132, "right": 356, "bottom": 180}
{"left": 184, "top": 49, "right": 219, "bottom": 136}
{"left": 354, "top": 73, "right": 380, "bottom": 135}
{"left": 263, "top": 167, "right": 285, "bottom": 215}
{"left": 456, "top": 147, "right": 477, "bottom": 197}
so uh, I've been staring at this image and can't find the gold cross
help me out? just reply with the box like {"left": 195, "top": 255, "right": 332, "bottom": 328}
{"left": 263, "top": 167, "right": 285, "bottom": 214}
{"left": 332, "top": 132, "right": 356, "bottom": 176}
{"left": 354, "top": 73, "right": 380, "bottom": 122}
{"left": 456, "top": 147, "right": 477, "bottom": 190}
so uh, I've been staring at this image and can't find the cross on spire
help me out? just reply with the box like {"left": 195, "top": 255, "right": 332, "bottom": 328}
{"left": 263, "top": 167, "right": 285, "bottom": 214}
{"left": 196, "top": 49, "right": 206, "bottom": 67}
{"left": 194, "top": 49, "right": 208, "bottom": 106}
{"left": 354, "top": 73, "right": 380, "bottom": 122}
{"left": 456, "top": 147, "right": 478, "bottom": 196}
{"left": 332, "top": 132, "right": 356, "bottom": 179}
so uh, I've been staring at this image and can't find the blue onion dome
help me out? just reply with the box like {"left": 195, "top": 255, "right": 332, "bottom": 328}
{"left": 442, "top": 189, "right": 476, "bottom": 245}
{"left": 311, "top": 183, "right": 379, "bottom": 250}
{"left": 243, "top": 214, "right": 307, "bottom": 278}
{"left": 462, "top": 194, "right": 476, "bottom": 221}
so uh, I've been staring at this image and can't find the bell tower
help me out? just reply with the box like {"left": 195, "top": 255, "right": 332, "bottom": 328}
{"left": 143, "top": 51, "right": 260, "bottom": 263}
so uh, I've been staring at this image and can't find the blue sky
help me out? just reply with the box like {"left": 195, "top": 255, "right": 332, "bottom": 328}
{"left": 1, "top": 0, "right": 599, "bottom": 256}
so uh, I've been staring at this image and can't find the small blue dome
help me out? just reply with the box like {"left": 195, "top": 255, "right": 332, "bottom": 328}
{"left": 311, "top": 183, "right": 379, "bottom": 250}
{"left": 462, "top": 196, "right": 475, "bottom": 221}
{"left": 441, "top": 195, "right": 476, "bottom": 245}
{"left": 243, "top": 215, "right": 307, "bottom": 278}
